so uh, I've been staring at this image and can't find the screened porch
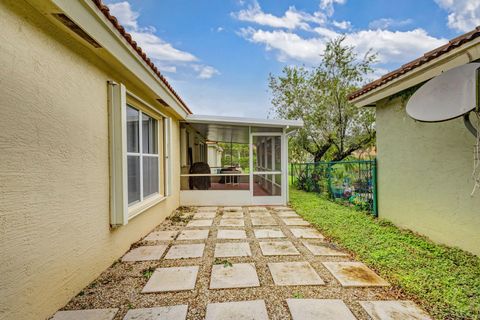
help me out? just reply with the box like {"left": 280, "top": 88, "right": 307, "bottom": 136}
{"left": 179, "top": 115, "right": 303, "bottom": 206}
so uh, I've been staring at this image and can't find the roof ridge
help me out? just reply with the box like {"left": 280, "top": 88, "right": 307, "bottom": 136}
{"left": 348, "top": 26, "right": 480, "bottom": 101}
{"left": 91, "top": 0, "right": 192, "bottom": 114}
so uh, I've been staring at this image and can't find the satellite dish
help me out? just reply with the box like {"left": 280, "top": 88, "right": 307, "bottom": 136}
{"left": 406, "top": 62, "right": 480, "bottom": 123}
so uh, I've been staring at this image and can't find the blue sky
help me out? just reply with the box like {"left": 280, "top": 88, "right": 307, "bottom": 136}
{"left": 106, "top": 0, "right": 480, "bottom": 117}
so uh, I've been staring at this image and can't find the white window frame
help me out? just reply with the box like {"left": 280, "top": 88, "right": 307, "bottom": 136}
{"left": 126, "top": 105, "right": 161, "bottom": 206}
{"left": 108, "top": 82, "right": 172, "bottom": 226}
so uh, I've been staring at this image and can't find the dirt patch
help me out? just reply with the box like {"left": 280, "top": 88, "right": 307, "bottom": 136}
{"left": 340, "top": 266, "right": 381, "bottom": 283}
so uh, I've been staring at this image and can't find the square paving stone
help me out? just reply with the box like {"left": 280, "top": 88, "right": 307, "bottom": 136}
{"left": 259, "top": 241, "right": 300, "bottom": 256}
{"left": 219, "top": 218, "right": 245, "bottom": 227}
{"left": 217, "top": 229, "right": 247, "bottom": 239}
{"left": 142, "top": 266, "right": 199, "bottom": 293}
{"left": 248, "top": 207, "right": 268, "bottom": 212}
{"left": 254, "top": 228, "right": 286, "bottom": 238}
{"left": 290, "top": 228, "right": 324, "bottom": 239}
{"left": 277, "top": 211, "right": 300, "bottom": 218}
{"left": 205, "top": 300, "right": 268, "bottom": 320}
{"left": 122, "top": 245, "right": 168, "bottom": 262}
{"left": 123, "top": 305, "right": 188, "bottom": 320}
{"left": 198, "top": 207, "right": 218, "bottom": 212}
{"left": 186, "top": 219, "right": 213, "bottom": 227}
{"left": 359, "top": 300, "right": 432, "bottom": 320}
{"left": 214, "top": 242, "right": 252, "bottom": 257}
{"left": 268, "top": 262, "right": 324, "bottom": 286}
{"left": 287, "top": 299, "right": 356, "bottom": 320}
{"left": 223, "top": 211, "right": 244, "bottom": 218}
{"left": 251, "top": 217, "right": 277, "bottom": 226}
{"left": 165, "top": 244, "right": 205, "bottom": 259}
{"left": 301, "top": 241, "right": 347, "bottom": 256}
{"left": 144, "top": 230, "right": 178, "bottom": 241}
{"left": 224, "top": 206, "right": 243, "bottom": 211}
{"left": 210, "top": 263, "right": 260, "bottom": 289}
{"left": 177, "top": 229, "right": 209, "bottom": 240}
{"left": 282, "top": 218, "right": 310, "bottom": 226}
{"left": 250, "top": 212, "right": 272, "bottom": 218}
{"left": 193, "top": 212, "right": 216, "bottom": 219}
{"left": 51, "top": 309, "right": 118, "bottom": 320}
{"left": 323, "top": 262, "right": 390, "bottom": 287}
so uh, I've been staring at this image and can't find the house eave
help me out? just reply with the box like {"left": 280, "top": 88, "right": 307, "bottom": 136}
{"left": 351, "top": 38, "right": 480, "bottom": 108}
{"left": 185, "top": 114, "right": 304, "bottom": 129}
{"left": 26, "top": 0, "right": 190, "bottom": 118}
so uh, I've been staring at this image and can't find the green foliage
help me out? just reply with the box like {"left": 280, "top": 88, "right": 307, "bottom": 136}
{"left": 167, "top": 207, "right": 194, "bottom": 223}
{"left": 289, "top": 188, "right": 480, "bottom": 320}
{"left": 292, "top": 292, "right": 304, "bottom": 299}
{"left": 269, "top": 37, "right": 376, "bottom": 162}
{"left": 214, "top": 258, "right": 233, "bottom": 268}
{"left": 218, "top": 142, "right": 251, "bottom": 171}
{"left": 142, "top": 267, "right": 156, "bottom": 279}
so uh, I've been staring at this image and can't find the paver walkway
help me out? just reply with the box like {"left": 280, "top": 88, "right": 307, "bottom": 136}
{"left": 55, "top": 206, "right": 432, "bottom": 320}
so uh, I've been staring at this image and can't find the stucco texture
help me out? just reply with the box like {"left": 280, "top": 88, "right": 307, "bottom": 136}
{"left": 376, "top": 96, "right": 480, "bottom": 256}
{"left": 0, "top": 1, "right": 181, "bottom": 319}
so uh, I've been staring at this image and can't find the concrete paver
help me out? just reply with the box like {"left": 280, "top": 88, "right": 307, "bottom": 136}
{"left": 210, "top": 263, "right": 260, "bottom": 289}
{"left": 165, "top": 244, "right": 205, "bottom": 259}
{"left": 287, "top": 299, "right": 356, "bottom": 320}
{"left": 268, "top": 262, "right": 325, "bottom": 286}
{"left": 259, "top": 241, "right": 300, "bottom": 256}
{"left": 142, "top": 266, "right": 199, "bottom": 293}
{"left": 214, "top": 242, "right": 252, "bottom": 257}
{"left": 121, "top": 245, "right": 167, "bottom": 262}
{"left": 205, "top": 300, "right": 268, "bottom": 320}
{"left": 359, "top": 301, "right": 432, "bottom": 320}
{"left": 177, "top": 229, "right": 209, "bottom": 240}
{"left": 51, "top": 309, "right": 118, "bottom": 320}
{"left": 217, "top": 229, "right": 247, "bottom": 239}
{"left": 123, "top": 305, "right": 188, "bottom": 320}
{"left": 323, "top": 262, "right": 390, "bottom": 287}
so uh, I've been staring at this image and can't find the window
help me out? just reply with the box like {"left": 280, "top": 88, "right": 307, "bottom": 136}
{"left": 126, "top": 105, "right": 159, "bottom": 205}
{"left": 108, "top": 82, "right": 171, "bottom": 226}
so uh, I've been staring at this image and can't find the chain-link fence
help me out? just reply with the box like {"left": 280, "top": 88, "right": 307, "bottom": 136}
{"left": 290, "top": 160, "right": 377, "bottom": 216}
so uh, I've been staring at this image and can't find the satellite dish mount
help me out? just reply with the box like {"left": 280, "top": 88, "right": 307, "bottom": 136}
{"left": 406, "top": 62, "right": 480, "bottom": 195}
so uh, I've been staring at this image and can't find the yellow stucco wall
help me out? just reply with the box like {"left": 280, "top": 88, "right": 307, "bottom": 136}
{"left": 0, "top": 1, "right": 181, "bottom": 319}
{"left": 376, "top": 96, "right": 480, "bottom": 256}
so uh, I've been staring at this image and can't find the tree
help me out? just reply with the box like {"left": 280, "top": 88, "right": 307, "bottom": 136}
{"left": 269, "top": 36, "right": 376, "bottom": 162}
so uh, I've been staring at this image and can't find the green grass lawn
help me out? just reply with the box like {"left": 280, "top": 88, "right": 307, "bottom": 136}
{"left": 289, "top": 188, "right": 480, "bottom": 320}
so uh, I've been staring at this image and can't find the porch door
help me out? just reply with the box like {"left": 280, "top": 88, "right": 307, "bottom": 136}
{"left": 250, "top": 132, "right": 286, "bottom": 205}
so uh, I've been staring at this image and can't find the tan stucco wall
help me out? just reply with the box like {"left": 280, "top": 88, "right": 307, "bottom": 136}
{"left": 376, "top": 96, "right": 480, "bottom": 256}
{"left": 0, "top": 1, "right": 181, "bottom": 319}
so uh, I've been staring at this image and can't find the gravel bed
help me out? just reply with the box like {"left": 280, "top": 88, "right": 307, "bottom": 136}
{"left": 62, "top": 206, "right": 407, "bottom": 320}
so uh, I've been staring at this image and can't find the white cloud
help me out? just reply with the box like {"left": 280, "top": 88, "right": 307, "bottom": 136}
{"left": 235, "top": 1, "right": 447, "bottom": 77}
{"left": 107, "top": 1, "right": 139, "bottom": 30}
{"left": 193, "top": 65, "right": 221, "bottom": 79}
{"left": 368, "top": 18, "right": 413, "bottom": 30}
{"left": 128, "top": 31, "right": 197, "bottom": 62}
{"left": 233, "top": 1, "right": 325, "bottom": 30}
{"left": 435, "top": 0, "right": 480, "bottom": 32}
{"left": 344, "top": 29, "right": 447, "bottom": 64}
{"left": 107, "top": 1, "right": 219, "bottom": 78}
{"left": 157, "top": 65, "right": 177, "bottom": 73}
{"left": 239, "top": 27, "right": 447, "bottom": 66}
{"left": 320, "top": 0, "right": 347, "bottom": 16}
{"left": 240, "top": 28, "right": 327, "bottom": 63}
{"left": 332, "top": 20, "right": 351, "bottom": 30}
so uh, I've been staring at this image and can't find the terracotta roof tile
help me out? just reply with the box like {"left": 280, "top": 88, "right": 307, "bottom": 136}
{"left": 348, "top": 26, "right": 480, "bottom": 101}
{"left": 91, "top": 0, "right": 192, "bottom": 114}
